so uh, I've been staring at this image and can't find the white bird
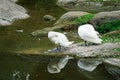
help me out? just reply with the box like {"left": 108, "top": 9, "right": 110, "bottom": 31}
{"left": 78, "top": 24, "right": 102, "bottom": 45}
{"left": 48, "top": 31, "right": 74, "bottom": 51}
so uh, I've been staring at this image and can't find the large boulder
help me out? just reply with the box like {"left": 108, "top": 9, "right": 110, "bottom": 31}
{"left": 91, "top": 10, "right": 120, "bottom": 26}
{"left": 0, "top": 0, "right": 29, "bottom": 26}
{"left": 56, "top": 0, "right": 120, "bottom": 12}
{"left": 54, "top": 11, "right": 89, "bottom": 30}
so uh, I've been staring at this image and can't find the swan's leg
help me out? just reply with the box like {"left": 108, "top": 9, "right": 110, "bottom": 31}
{"left": 80, "top": 41, "right": 88, "bottom": 46}
{"left": 85, "top": 41, "right": 88, "bottom": 46}
{"left": 57, "top": 44, "right": 61, "bottom": 52}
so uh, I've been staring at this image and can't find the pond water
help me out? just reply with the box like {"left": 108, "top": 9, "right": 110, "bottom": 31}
{"left": 0, "top": 53, "right": 115, "bottom": 80}
{"left": 0, "top": 0, "right": 117, "bottom": 80}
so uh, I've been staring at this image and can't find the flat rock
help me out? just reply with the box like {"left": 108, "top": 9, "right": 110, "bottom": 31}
{"left": 64, "top": 42, "right": 120, "bottom": 58}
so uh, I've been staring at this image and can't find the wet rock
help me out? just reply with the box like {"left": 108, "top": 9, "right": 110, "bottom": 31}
{"left": 31, "top": 26, "right": 61, "bottom": 36}
{"left": 91, "top": 10, "right": 120, "bottom": 26}
{"left": 43, "top": 15, "right": 56, "bottom": 22}
{"left": 0, "top": 0, "right": 29, "bottom": 26}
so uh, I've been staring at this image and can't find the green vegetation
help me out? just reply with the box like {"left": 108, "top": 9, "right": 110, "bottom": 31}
{"left": 102, "top": 30, "right": 120, "bottom": 43}
{"left": 113, "top": 48, "right": 120, "bottom": 52}
{"left": 71, "top": 13, "right": 95, "bottom": 26}
{"left": 102, "top": 36, "right": 120, "bottom": 43}
{"left": 97, "top": 20, "right": 120, "bottom": 34}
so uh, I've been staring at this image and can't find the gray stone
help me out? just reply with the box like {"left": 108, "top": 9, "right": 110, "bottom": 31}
{"left": 91, "top": 10, "right": 120, "bottom": 26}
{"left": 54, "top": 11, "right": 89, "bottom": 27}
{"left": 57, "top": 0, "right": 78, "bottom": 9}
{"left": 43, "top": 15, "right": 56, "bottom": 22}
{"left": 56, "top": 0, "right": 120, "bottom": 12}
{"left": 0, "top": 0, "right": 29, "bottom": 26}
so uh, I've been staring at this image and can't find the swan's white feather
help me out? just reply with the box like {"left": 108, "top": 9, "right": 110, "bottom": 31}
{"left": 48, "top": 31, "right": 74, "bottom": 47}
{"left": 78, "top": 24, "right": 102, "bottom": 44}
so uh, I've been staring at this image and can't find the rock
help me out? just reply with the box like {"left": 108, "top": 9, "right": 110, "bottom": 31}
{"left": 0, "top": 0, "right": 29, "bottom": 26}
{"left": 31, "top": 26, "right": 61, "bottom": 36}
{"left": 56, "top": 0, "right": 120, "bottom": 12}
{"left": 64, "top": 42, "right": 120, "bottom": 57}
{"left": 54, "top": 11, "right": 89, "bottom": 30}
{"left": 16, "top": 30, "right": 24, "bottom": 33}
{"left": 104, "top": 30, "right": 120, "bottom": 37}
{"left": 91, "top": 10, "right": 120, "bottom": 26}
{"left": 9, "top": 0, "right": 18, "bottom": 2}
{"left": 55, "top": 11, "right": 89, "bottom": 26}
{"left": 104, "top": 58, "right": 120, "bottom": 80}
{"left": 43, "top": 15, "right": 56, "bottom": 22}
{"left": 57, "top": 0, "right": 78, "bottom": 9}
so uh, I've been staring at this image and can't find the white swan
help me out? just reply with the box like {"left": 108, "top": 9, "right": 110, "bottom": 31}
{"left": 78, "top": 24, "right": 102, "bottom": 45}
{"left": 48, "top": 31, "right": 74, "bottom": 51}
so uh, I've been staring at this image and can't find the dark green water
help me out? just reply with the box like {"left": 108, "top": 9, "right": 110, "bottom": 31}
{"left": 0, "top": 0, "right": 116, "bottom": 80}
{"left": 0, "top": 53, "right": 115, "bottom": 80}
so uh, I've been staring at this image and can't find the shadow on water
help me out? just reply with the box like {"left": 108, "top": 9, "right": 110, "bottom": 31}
{"left": 0, "top": 53, "right": 115, "bottom": 80}
{"left": 0, "top": 0, "right": 117, "bottom": 80}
